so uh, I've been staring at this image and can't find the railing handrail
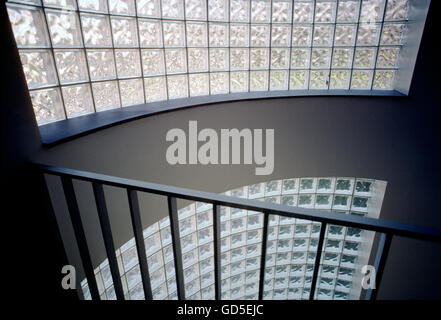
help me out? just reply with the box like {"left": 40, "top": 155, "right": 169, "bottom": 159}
{"left": 36, "top": 163, "right": 441, "bottom": 243}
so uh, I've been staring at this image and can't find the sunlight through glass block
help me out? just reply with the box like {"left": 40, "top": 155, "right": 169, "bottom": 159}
{"left": 20, "top": 50, "right": 58, "bottom": 89}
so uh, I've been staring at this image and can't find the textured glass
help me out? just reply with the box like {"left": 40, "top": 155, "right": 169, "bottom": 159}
{"left": 20, "top": 50, "right": 58, "bottom": 89}
{"left": 54, "top": 49, "right": 89, "bottom": 84}
{"left": 119, "top": 78, "right": 144, "bottom": 106}
{"left": 7, "top": 0, "right": 419, "bottom": 127}
{"left": 8, "top": 4, "right": 50, "bottom": 48}
{"left": 30, "top": 88, "right": 65, "bottom": 125}
{"left": 81, "top": 14, "right": 112, "bottom": 47}
{"left": 62, "top": 84, "right": 94, "bottom": 118}
{"left": 87, "top": 50, "right": 116, "bottom": 80}
{"left": 111, "top": 17, "right": 138, "bottom": 48}
{"left": 92, "top": 81, "right": 120, "bottom": 111}
{"left": 46, "top": 9, "right": 83, "bottom": 48}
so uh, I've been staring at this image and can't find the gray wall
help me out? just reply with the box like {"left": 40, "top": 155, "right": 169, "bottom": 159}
{"left": 33, "top": 1, "right": 441, "bottom": 299}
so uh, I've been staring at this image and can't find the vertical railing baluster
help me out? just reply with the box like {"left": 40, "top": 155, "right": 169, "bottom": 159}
{"left": 258, "top": 212, "right": 269, "bottom": 300}
{"left": 213, "top": 204, "right": 222, "bottom": 300}
{"left": 167, "top": 196, "right": 185, "bottom": 300}
{"left": 309, "top": 221, "right": 327, "bottom": 300}
{"left": 92, "top": 182, "right": 125, "bottom": 300}
{"left": 365, "top": 232, "right": 393, "bottom": 300}
{"left": 61, "top": 176, "right": 100, "bottom": 300}
{"left": 127, "top": 189, "right": 153, "bottom": 300}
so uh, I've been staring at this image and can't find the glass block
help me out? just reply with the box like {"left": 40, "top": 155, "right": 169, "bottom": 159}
{"left": 293, "top": 1, "right": 313, "bottom": 23}
{"left": 209, "top": 48, "right": 229, "bottom": 71}
{"left": 315, "top": 193, "right": 332, "bottom": 208}
{"left": 78, "top": 0, "right": 108, "bottom": 12}
{"left": 161, "top": 226, "right": 172, "bottom": 246}
{"left": 230, "top": 71, "right": 248, "bottom": 92}
{"left": 162, "top": 0, "right": 184, "bottom": 19}
{"left": 184, "top": 264, "right": 200, "bottom": 283}
{"left": 272, "top": 0, "right": 292, "bottom": 23}
{"left": 109, "top": 0, "right": 136, "bottom": 15}
{"left": 46, "top": 9, "right": 83, "bottom": 48}
{"left": 346, "top": 227, "right": 362, "bottom": 240}
{"left": 81, "top": 14, "right": 112, "bottom": 48}
{"left": 208, "top": 0, "right": 229, "bottom": 21}
{"left": 290, "top": 48, "right": 309, "bottom": 69}
{"left": 271, "top": 25, "right": 290, "bottom": 47}
{"left": 118, "top": 78, "right": 144, "bottom": 107}
{"left": 351, "top": 70, "right": 373, "bottom": 89}
{"left": 138, "top": 19, "right": 163, "bottom": 47}
{"left": 145, "top": 232, "right": 161, "bottom": 256}
{"left": 385, "top": 0, "right": 408, "bottom": 21}
{"left": 54, "top": 50, "right": 88, "bottom": 85}
{"left": 87, "top": 50, "right": 116, "bottom": 80}
{"left": 250, "top": 24, "right": 270, "bottom": 46}
{"left": 230, "top": 24, "right": 249, "bottom": 47}
{"left": 7, "top": 4, "right": 51, "bottom": 48}
{"left": 251, "top": 0, "right": 270, "bottom": 23}
{"left": 186, "top": 22, "right": 208, "bottom": 47}
{"left": 311, "top": 48, "right": 331, "bottom": 69}
{"left": 281, "top": 195, "right": 297, "bottom": 207}
{"left": 289, "top": 70, "right": 309, "bottom": 90}
{"left": 334, "top": 25, "right": 357, "bottom": 46}
{"left": 230, "top": 48, "right": 249, "bottom": 70}
{"left": 270, "top": 70, "right": 288, "bottom": 91}
{"left": 210, "top": 72, "right": 229, "bottom": 94}
{"left": 165, "top": 49, "right": 187, "bottom": 74}
{"left": 315, "top": 1, "right": 337, "bottom": 23}
{"left": 43, "top": 0, "right": 77, "bottom": 10}
{"left": 282, "top": 178, "right": 298, "bottom": 193}
{"left": 360, "top": 0, "right": 385, "bottom": 23}
{"left": 357, "top": 24, "right": 381, "bottom": 46}
{"left": 291, "top": 25, "right": 312, "bottom": 47}
{"left": 196, "top": 210, "right": 213, "bottom": 229}
{"left": 381, "top": 23, "right": 406, "bottom": 45}
{"left": 355, "top": 179, "right": 373, "bottom": 193}
{"left": 330, "top": 70, "right": 350, "bottom": 89}
{"left": 185, "top": 0, "right": 207, "bottom": 20}
{"left": 310, "top": 70, "right": 330, "bottom": 89}
{"left": 62, "top": 84, "right": 94, "bottom": 118}
{"left": 92, "top": 81, "right": 120, "bottom": 111}
{"left": 337, "top": 0, "right": 360, "bottom": 22}
{"left": 111, "top": 17, "right": 138, "bottom": 48}
{"left": 30, "top": 88, "right": 65, "bottom": 125}
{"left": 250, "top": 71, "right": 268, "bottom": 91}
{"left": 137, "top": 0, "right": 161, "bottom": 18}
{"left": 209, "top": 23, "right": 229, "bottom": 47}
{"left": 19, "top": 50, "right": 57, "bottom": 90}
{"left": 150, "top": 267, "right": 166, "bottom": 288}
{"left": 198, "top": 227, "right": 213, "bottom": 244}
{"left": 332, "top": 48, "right": 353, "bottom": 69}
{"left": 354, "top": 47, "right": 377, "bottom": 69}
{"left": 313, "top": 25, "right": 334, "bottom": 46}
{"left": 250, "top": 48, "right": 269, "bottom": 70}
{"left": 376, "top": 47, "right": 400, "bottom": 68}
{"left": 163, "top": 21, "right": 186, "bottom": 47}
{"left": 187, "top": 48, "right": 208, "bottom": 72}
{"left": 168, "top": 74, "right": 188, "bottom": 99}
{"left": 230, "top": 0, "right": 249, "bottom": 22}
{"left": 333, "top": 195, "right": 350, "bottom": 209}
{"left": 270, "top": 48, "right": 289, "bottom": 69}
{"left": 115, "top": 49, "right": 142, "bottom": 78}
{"left": 141, "top": 49, "right": 165, "bottom": 76}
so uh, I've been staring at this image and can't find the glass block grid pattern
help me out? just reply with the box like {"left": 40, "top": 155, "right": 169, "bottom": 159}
{"left": 80, "top": 177, "right": 386, "bottom": 300}
{"left": 7, "top": 0, "right": 410, "bottom": 125}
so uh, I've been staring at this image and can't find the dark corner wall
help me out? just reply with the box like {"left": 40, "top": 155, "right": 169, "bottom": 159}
{"left": 3, "top": 2, "right": 440, "bottom": 301}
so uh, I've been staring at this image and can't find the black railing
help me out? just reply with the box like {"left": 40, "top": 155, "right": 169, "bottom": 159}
{"left": 37, "top": 164, "right": 441, "bottom": 301}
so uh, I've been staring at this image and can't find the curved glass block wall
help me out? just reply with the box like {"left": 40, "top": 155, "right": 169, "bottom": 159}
{"left": 80, "top": 177, "right": 387, "bottom": 300}
{"left": 6, "top": 0, "right": 426, "bottom": 126}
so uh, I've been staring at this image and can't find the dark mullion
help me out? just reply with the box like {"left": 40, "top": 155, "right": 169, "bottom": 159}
{"left": 212, "top": 204, "right": 222, "bottom": 300}
{"left": 365, "top": 232, "right": 393, "bottom": 300}
{"left": 258, "top": 212, "right": 269, "bottom": 300}
{"left": 60, "top": 176, "right": 100, "bottom": 300}
{"left": 92, "top": 182, "right": 125, "bottom": 300}
{"left": 127, "top": 189, "right": 153, "bottom": 300}
{"left": 309, "top": 221, "right": 327, "bottom": 300}
{"left": 167, "top": 196, "right": 185, "bottom": 300}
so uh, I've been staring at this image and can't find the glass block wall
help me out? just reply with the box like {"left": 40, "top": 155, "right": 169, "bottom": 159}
{"left": 7, "top": 0, "right": 412, "bottom": 126}
{"left": 80, "top": 177, "right": 386, "bottom": 300}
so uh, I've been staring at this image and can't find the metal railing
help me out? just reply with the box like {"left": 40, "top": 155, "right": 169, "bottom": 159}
{"left": 36, "top": 164, "right": 441, "bottom": 301}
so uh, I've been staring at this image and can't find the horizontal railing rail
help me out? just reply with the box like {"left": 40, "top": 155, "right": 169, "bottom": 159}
{"left": 36, "top": 163, "right": 441, "bottom": 301}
